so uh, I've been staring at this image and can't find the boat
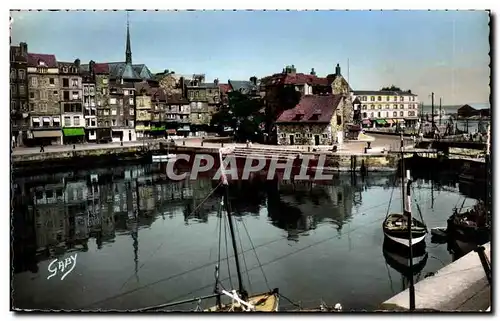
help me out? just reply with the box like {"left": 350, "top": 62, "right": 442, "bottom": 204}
{"left": 447, "top": 124, "right": 491, "bottom": 245}
{"left": 152, "top": 154, "right": 177, "bottom": 163}
{"left": 383, "top": 137, "right": 428, "bottom": 250}
{"left": 430, "top": 227, "right": 447, "bottom": 238}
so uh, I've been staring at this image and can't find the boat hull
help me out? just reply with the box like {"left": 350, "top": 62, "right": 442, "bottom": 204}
{"left": 383, "top": 214, "right": 427, "bottom": 249}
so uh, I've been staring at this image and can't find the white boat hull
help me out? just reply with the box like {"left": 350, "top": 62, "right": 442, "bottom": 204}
{"left": 384, "top": 232, "right": 426, "bottom": 247}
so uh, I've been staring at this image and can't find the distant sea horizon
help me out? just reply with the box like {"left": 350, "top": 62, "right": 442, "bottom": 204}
{"left": 421, "top": 103, "right": 490, "bottom": 114}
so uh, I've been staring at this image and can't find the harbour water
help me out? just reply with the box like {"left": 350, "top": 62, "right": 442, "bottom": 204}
{"left": 12, "top": 164, "right": 480, "bottom": 311}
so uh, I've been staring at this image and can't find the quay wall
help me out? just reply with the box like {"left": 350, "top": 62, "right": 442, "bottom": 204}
{"left": 380, "top": 242, "right": 491, "bottom": 311}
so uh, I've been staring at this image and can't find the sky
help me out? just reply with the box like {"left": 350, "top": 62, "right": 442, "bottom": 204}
{"left": 10, "top": 10, "right": 490, "bottom": 105}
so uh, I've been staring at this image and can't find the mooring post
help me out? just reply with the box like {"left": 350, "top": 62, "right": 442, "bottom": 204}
{"left": 221, "top": 142, "right": 224, "bottom": 147}
{"left": 183, "top": 140, "right": 185, "bottom": 146}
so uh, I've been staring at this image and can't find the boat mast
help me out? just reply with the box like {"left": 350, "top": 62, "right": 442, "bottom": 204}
{"left": 400, "top": 133, "right": 415, "bottom": 310}
{"left": 218, "top": 149, "right": 246, "bottom": 299}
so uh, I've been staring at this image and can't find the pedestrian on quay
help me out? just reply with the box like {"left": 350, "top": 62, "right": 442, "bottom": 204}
{"left": 39, "top": 143, "right": 45, "bottom": 153}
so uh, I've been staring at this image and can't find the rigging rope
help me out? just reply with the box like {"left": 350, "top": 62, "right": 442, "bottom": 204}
{"left": 384, "top": 177, "right": 397, "bottom": 219}
{"left": 234, "top": 215, "right": 253, "bottom": 294}
{"left": 80, "top": 198, "right": 400, "bottom": 309}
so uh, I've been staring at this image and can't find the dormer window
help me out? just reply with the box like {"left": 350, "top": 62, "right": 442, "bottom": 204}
{"left": 38, "top": 60, "right": 46, "bottom": 67}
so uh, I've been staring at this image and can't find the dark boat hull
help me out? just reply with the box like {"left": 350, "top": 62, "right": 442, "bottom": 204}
{"left": 383, "top": 214, "right": 427, "bottom": 249}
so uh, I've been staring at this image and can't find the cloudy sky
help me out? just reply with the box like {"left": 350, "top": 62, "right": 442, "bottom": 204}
{"left": 11, "top": 10, "right": 490, "bottom": 105}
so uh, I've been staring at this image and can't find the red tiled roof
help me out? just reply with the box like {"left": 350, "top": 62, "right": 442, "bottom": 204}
{"left": 27, "top": 53, "right": 57, "bottom": 68}
{"left": 94, "top": 63, "right": 109, "bottom": 74}
{"left": 276, "top": 94, "right": 343, "bottom": 123}
{"left": 266, "top": 73, "right": 329, "bottom": 86}
{"left": 218, "top": 83, "right": 231, "bottom": 94}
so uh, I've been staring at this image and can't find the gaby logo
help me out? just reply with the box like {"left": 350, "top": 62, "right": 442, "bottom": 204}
{"left": 162, "top": 154, "right": 335, "bottom": 181}
{"left": 47, "top": 254, "right": 77, "bottom": 281}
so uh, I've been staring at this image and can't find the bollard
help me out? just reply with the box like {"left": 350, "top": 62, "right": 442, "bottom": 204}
{"left": 201, "top": 140, "right": 204, "bottom": 147}
{"left": 73, "top": 144, "right": 76, "bottom": 150}
{"left": 364, "top": 147, "right": 368, "bottom": 154}
{"left": 121, "top": 141, "right": 123, "bottom": 146}
{"left": 183, "top": 140, "right": 185, "bottom": 146}
{"left": 367, "top": 141, "right": 371, "bottom": 149}
{"left": 308, "top": 146, "right": 310, "bottom": 152}
{"left": 221, "top": 142, "right": 224, "bottom": 147}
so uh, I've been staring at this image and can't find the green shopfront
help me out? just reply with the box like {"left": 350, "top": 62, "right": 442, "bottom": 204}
{"left": 62, "top": 127, "right": 86, "bottom": 144}
{"left": 149, "top": 126, "right": 166, "bottom": 138}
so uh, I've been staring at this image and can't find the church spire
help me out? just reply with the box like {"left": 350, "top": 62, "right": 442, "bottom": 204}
{"left": 125, "top": 12, "right": 132, "bottom": 64}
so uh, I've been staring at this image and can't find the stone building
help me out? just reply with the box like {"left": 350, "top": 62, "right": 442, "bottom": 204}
{"left": 202, "top": 80, "right": 221, "bottom": 116}
{"left": 134, "top": 82, "right": 152, "bottom": 139}
{"left": 165, "top": 92, "right": 190, "bottom": 137}
{"left": 81, "top": 61, "right": 97, "bottom": 142}
{"left": 93, "top": 63, "right": 111, "bottom": 141}
{"left": 10, "top": 42, "right": 29, "bottom": 147}
{"left": 150, "top": 87, "right": 167, "bottom": 137}
{"left": 27, "top": 53, "right": 62, "bottom": 145}
{"left": 275, "top": 94, "right": 348, "bottom": 146}
{"left": 186, "top": 75, "right": 211, "bottom": 136}
{"left": 59, "top": 60, "right": 85, "bottom": 144}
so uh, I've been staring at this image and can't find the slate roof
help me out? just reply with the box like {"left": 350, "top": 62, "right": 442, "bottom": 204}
{"left": 276, "top": 94, "right": 343, "bottom": 124}
{"left": 228, "top": 80, "right": 259, "bottom": 95}
{"left": 166, "top": 93, "right": 189, "bottom": 105}
{"left": 200, "top": 82, "right": 219, "bottom": 89}
{"left": 27, "top": 53, "right": 57, "bottom": 68}
{"left": 352, "top": 90, "right": 417, "bottom": 96}
{"left": 80, "top": 62, "right": 153, "bottom": 79}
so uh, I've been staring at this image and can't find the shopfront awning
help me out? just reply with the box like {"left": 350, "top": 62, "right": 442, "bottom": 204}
{"left": 166, "top": 129, "right": 177, "bottom": 134}
{"left": 396, "top": 119, "right": 405, "bottom": 123}
{"left": 375, "top": 119, "right": 387, "bottom": 125}
{"left": 62, "top": 127, "right": 85, "bottom": 136}
{"left": 43, "top": 117, "right": 51, "bottom": 123}
{"left": 32, "top": 130, "right": 61, "bottom": 138}
{"left": 150, "top": 126, "right": 166, "bottom": 132}
{"left": 362, "top": 119, "right": 371, "bottom": 125}
{"left": 178, "top": 125, "right": 190, "bottom": 131}
{"left": 386, "top": 119, "right": 394, "bottom": 124}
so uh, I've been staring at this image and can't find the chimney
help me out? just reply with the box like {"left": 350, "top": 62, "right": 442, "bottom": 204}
{"left": 20, "top": 42, "right": 28, "bottom": 57}
{"left": 335, "top": 63, "right": 341, "bottom": 76}
{"left": 89, "top": 60, "right": 95, "bottom": 77}
{"left": 214, "top": 78, "right": 219, "bottom": 86}
{"left": 74, "top": 58, "right": 81, "bottom": 69}
{"left": 310, "top": 68, "right": 316, "bottom": 76}
{"left": 250, "top": 76, "right": 257, "bottom": 86}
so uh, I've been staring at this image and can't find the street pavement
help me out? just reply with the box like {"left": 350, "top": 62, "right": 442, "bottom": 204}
{"left": 12, "top": 133, "right": 412, "bottom": 156}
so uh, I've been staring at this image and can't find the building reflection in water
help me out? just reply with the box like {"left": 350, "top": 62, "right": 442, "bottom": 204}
{"left": 12, "top": 164, "right": 473, "bottom": 276}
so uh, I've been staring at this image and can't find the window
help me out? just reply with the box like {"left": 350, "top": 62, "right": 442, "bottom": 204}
{"left": 336, "top": 115, "right": 342, "bottom": 125}
{"left": 102, "top": 78, "right": 108, "bottom": 84}
{"left": 370, "top": 96, "right": 375, "bottom": 101}
{"left": 49, "top": 78, "right": 55, "bottom": 85}
{"left": 74, "top": 116, "right": 80, "bottom": 126}
{"left": 10, "top": 68, "right": 16, "bottom": 79}
{"left": 322, "top": 133, "right": 328, "bottom": 138}
{"left": 370, "top": 112, "right": 374, "bottom": 118}
{"left": 400, "top": 111, "right": 404, "bottom": 117}
{"left": 393, "top": 111, "right": 397, "bottom": 117}
{"left": 11, "top": 101, "right": 16, "bottom": 111}
{"left": 64, "top": 116, "right": 71, "bottom": 126}
{"left": 362, "top": 104, "right": 367, "bottom": 110}
{"left": 393, "top": 104, "right": 398, "bottom": 110}
{"left": 63, "top": 91, "right": 70, "bottom": 100}
{"left": 362, "top": 96, "right": 367, "bottom": 101}
{"left": 377, "top": 105, "right": 382, "bottom": 109}
{"left": 130, "top": 108, "right": 134, "bottom": 115}
{"left": 11, "top": 85, "right": 17, "bottom": 95}
{"left": 97, "top": 100, "right": 101, "bottom": 107}
{"left": 104, "top": 121, "right": 109, "bottom": 127}
{"left": 109, "top": 98, "right": 116, "bottom": 104}
{"left": 104, "top": 110, "right": 109, "bottom": 116}
{"left": 386, "top": 112, "right": 389, "bottom": 117}
{"left": 197, "top": 102, "right": 202, "bottom": 108}
{"left": 400, "top": 104, "right": 404, "bottom": 109}
{"left": 19, "top": 85, "right": 26, "bottom": 96}
{"left": 111, "top": 109, "right": 117, "bottom": 115}
{"left": 124, "top": 90, "right": 129, "bottom": 96}
{"left": 130, "top": 120, "right": 134, "bottom": 127}
{"left": 198, "top": 113, "right": 202, "bottom": 119}
{"left": 72, "top": 79, "right": 78, "bottom": 87}
{"left": 138, "top": 99, "right": 143, "bottom": 107}
{"left": 386, "top": 96, "right": 390, "bottom": 101}
{"left": 112, "top": 119, "right": 117, "bottom": 126}
{"left": 31, "top": 77, "right": 37, "bottom": 86}
{"left": 29, "top": 103, "right": 35, "bottom": 112}
{"left": 53, "top": 117, "right": 60, "bottom": 126}
{"left": 412, "top": 96, "right": 415, "bottom": 101}
{"left": 90, "top": 119, "right": 96, "bottom": 127}
{"left": 377, "top": 112, "right": 381, "bottom": 118}
{"left": 18, "top": 70, "right": 25, "bottom": 80}
{"left": 377, "top": 96, "right": 381, "bottom": 101}
{"left": 72, "top": 91, "right": 79, "bottom": 100}
{"left": 63, "top": 78, "right": 69, "bottom": 87}
{"left": 190, "top": 102, "right": 196, "bottom": 108}
{"left": 129, "top": 98, "right": 134, "bottom": 105}
{"left": 296, "top": 133, "right": 302, "bottom": 138}
{"left": 400, "top": 96, "right": 404, "bottom": 102}
{"left": 393, "top": 96, "right": 397, "bottom": 101}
